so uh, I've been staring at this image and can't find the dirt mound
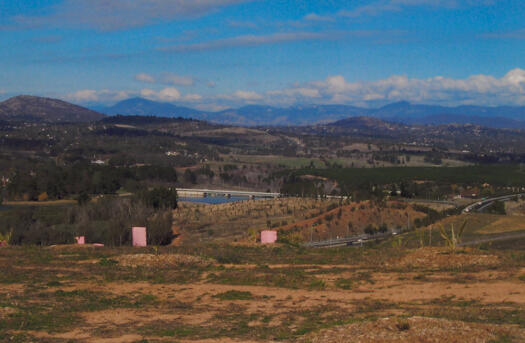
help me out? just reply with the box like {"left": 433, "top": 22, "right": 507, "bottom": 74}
{"left": 116, "top": 254, "right": 214, "bottom": 268}
{"left": 298, "top": 316, "right": 524, "bottom": 343}
{"left": 391, "top": 248, "right": 500, "bottom": 269}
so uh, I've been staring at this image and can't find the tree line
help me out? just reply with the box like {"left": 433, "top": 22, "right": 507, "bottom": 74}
{"left": 0, "top": 188, "right": 178, "bottom": 246}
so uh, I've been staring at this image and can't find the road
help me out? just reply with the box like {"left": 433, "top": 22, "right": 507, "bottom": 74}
{"left": 303, "top": 232, "right": 392, "bottom": 248}
{"left": 462, "top": 193, "right": 525, "bottom": 214}
{"left": 459, "top": 232, "right": 525, "bottom": 247}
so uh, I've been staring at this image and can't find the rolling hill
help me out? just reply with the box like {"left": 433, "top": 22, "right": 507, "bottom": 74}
{"left": 0, "top": 95, "right": 105, "bottom": 122}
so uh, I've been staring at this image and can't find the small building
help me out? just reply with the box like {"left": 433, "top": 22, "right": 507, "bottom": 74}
{"left": 132, "top": 227, "right": 147, "bottom": 247}
{"left": 261, "top": 230, "right": 277, "bottom": 244}
{"left": 75, "top": 236, "right": 85, "bottom": 245}
{"left": 459, "top": 187, "right": 480, "bottom": 199}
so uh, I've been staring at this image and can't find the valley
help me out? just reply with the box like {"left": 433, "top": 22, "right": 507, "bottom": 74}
{"left": 0, "top": 95, "right": 525, "bottom": 342}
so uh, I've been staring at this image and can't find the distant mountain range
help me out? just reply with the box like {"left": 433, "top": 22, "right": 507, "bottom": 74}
{"left": 2, "top": 95, "right": 525, "bottom": 129}
{"left": 92, "top": 97, "right": 203, "bottom": 119}
{"left": 94, "top": 98, "right": 525, "bottom": 129}
{"left": 0, "top": 95, "right": 105, "bottom": 122}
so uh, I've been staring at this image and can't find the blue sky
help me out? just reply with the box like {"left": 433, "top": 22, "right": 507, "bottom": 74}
{"left": 1, "top": 0, "right": 524, "bottom": 110}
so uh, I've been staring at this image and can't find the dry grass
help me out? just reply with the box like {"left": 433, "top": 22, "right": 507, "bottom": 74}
{"left": 389, "top": 247, "right": 500, "bottom": 269}
{"left": 173, "top": 199, "right": 430, "bottom": 244}
{"left": 430, "top": 213, "right": 525, "bottom": 237}
{"left": 173, "top": 198, "right": 342, "bottom": 243}
{"left": 477, "top": 216, "right": 525, "bottom": 234}
{"left": 276, "top": 201, "right": 426, "bottom": 242}
{"left": 298, "top": 316, "right": 525, "bottom": 343}
{"left": 504, "top": 199, "right": 525, "bottom": 216}
{"left": 116, "top": 253, "right": 214, "bottom": 268}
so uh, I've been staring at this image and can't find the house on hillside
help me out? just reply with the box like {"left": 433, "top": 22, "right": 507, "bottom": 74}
{"left": 459, "top": 187, "right": 480, "bottom": 199}
{"left": 1, "top": 176, "right": 9, "bottom": 186}
{"left": 90, "top": 159, "right": 105, "bottom": 165}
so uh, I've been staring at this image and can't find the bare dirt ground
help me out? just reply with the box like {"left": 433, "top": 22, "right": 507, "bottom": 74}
{"left": 1, "top": 244, "right": 524, "bottom": 343}
{"left": 298, "top": 316, "right": 525, "bottom": 343}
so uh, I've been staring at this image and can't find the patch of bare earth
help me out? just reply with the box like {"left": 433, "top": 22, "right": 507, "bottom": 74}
{"left": 82, "top": 308, "right": 214, "bottom": 327}
{"left": 389, "top": 247, "right": 500, "bottom": 269}
{"left": 298, "top": 316, "right": 525, "bottom": 343}
{"left": 115, "top": 253, "right": 214, "bottom": 268}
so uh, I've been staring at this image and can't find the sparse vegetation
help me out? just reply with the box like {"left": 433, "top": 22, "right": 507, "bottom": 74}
{"left": 439, "top": 220, "right": 467, "bottom": 252}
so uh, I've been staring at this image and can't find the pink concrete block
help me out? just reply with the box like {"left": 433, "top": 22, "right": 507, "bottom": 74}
{"left": 93, "top": 243, "right": 104, "bottom": 247}
{"left": 75, "top": 236, "right": 85, "bottom": 245}
{"left": 132, "top": 227, "right": 147, "bottom": 247}
{"left": 261, "top": 230, "right": 277, "bottom": 244}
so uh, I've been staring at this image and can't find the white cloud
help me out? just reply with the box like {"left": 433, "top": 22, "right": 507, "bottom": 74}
{"left": 338, "top": 0, "right": 493, "bottom": 18}
{"left": 140, "top": 87, "right": 183, "bottom": 102}
{"left": 303, "top": 13, "right": 335, "bottom": 22}
{"left": 64, "top": 68, "right": 525, "bottom": 108}
{"left": 13, "top": 0, "right": 252, "bottom": 31}
{"left": 194, "top": 103, "right": 230, "bottom": 112}
{"left": 232, "top": 90, "right": 263, "bottom": 101}
{"left": 157, "top": 87, "right": 182, "bottom": 101}
{"left": 227, "top": 19, "right": 258, "bottom": 28}
{"left": 216, "top": 68, "right": 525, "bottom": 107}
{"left": 183, "top": 93, "right": 203, "bottom": 102}
{"left": 140, "top": 89, "right": 156, "bottom": 99}
{"left": 267, "top": 87, "right": 321, "bottom": 100}
{"left": 66, "top": 90, "right": 99, "bottom": 102}
{"left": 135, "top": 73, "right": 156, "bottom": 83}
{"left": 161, "top": 32, "right": 332, "bottom": 52}
{"left": 162, "top": 73, "right": 194, "bottom": 86}
{"left": 67, "top": 87, "right": 189, "bottom": 104}
{"left": 285, "top": 68, "right": 525, "bottom": 106}
{"left": 215, "top": 90, "right": 264, "bottom": 104}
{"left": 160, "top": 30, "right": 404, "bottom": 52}
{"left": 65, "top": 89, "right": 130, "bottom": 103}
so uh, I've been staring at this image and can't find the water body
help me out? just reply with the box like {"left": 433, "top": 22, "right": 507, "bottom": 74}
{"left": 179, "top": 196, "right": 263, "bottom": 204}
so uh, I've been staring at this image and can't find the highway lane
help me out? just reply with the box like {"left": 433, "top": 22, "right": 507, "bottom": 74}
{"left": 463, "top": 193, "right": 524, "bottom": 214}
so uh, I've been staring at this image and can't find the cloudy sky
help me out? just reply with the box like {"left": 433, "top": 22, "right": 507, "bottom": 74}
{"left": 1, "top": 0, "right": 524, "bottom": 110}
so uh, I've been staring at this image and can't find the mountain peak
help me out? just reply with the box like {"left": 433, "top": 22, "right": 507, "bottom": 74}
{"left": 98, "top": 97, "right": 203, "bottom": 117}
{"left": 0, "top": 95, "right": 105, "bottom": 122}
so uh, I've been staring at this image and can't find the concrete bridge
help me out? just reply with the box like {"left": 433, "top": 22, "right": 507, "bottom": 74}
{"left": 175, "top": 188, "right": 280, "bottom": 199}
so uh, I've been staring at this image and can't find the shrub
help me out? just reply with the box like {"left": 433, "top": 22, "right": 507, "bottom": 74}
{"left": 147, "top": 211, "right": 174, "bottom": 246}
{"left": 364, "top": 224, "right": 377, "bottom": 235}
{"left": 439, "top": 220, "right": 467, "bottom": 252}
{"left": 137, "top": 188, "right": 178, "bottom": 210}
{"left": 396, "top": 319, "right": 410, "bottom": 331}
{"left": 335, "top": 278, "right": 353, "bottom": 290}
{"left": 486, "top": 200, "right": 506, "bottom": 215}
{"left": 38, "top": 192, "right": 49, "bottom": 202}
{"left": 213, "top": 290, "right": 253, "bottom": 301}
